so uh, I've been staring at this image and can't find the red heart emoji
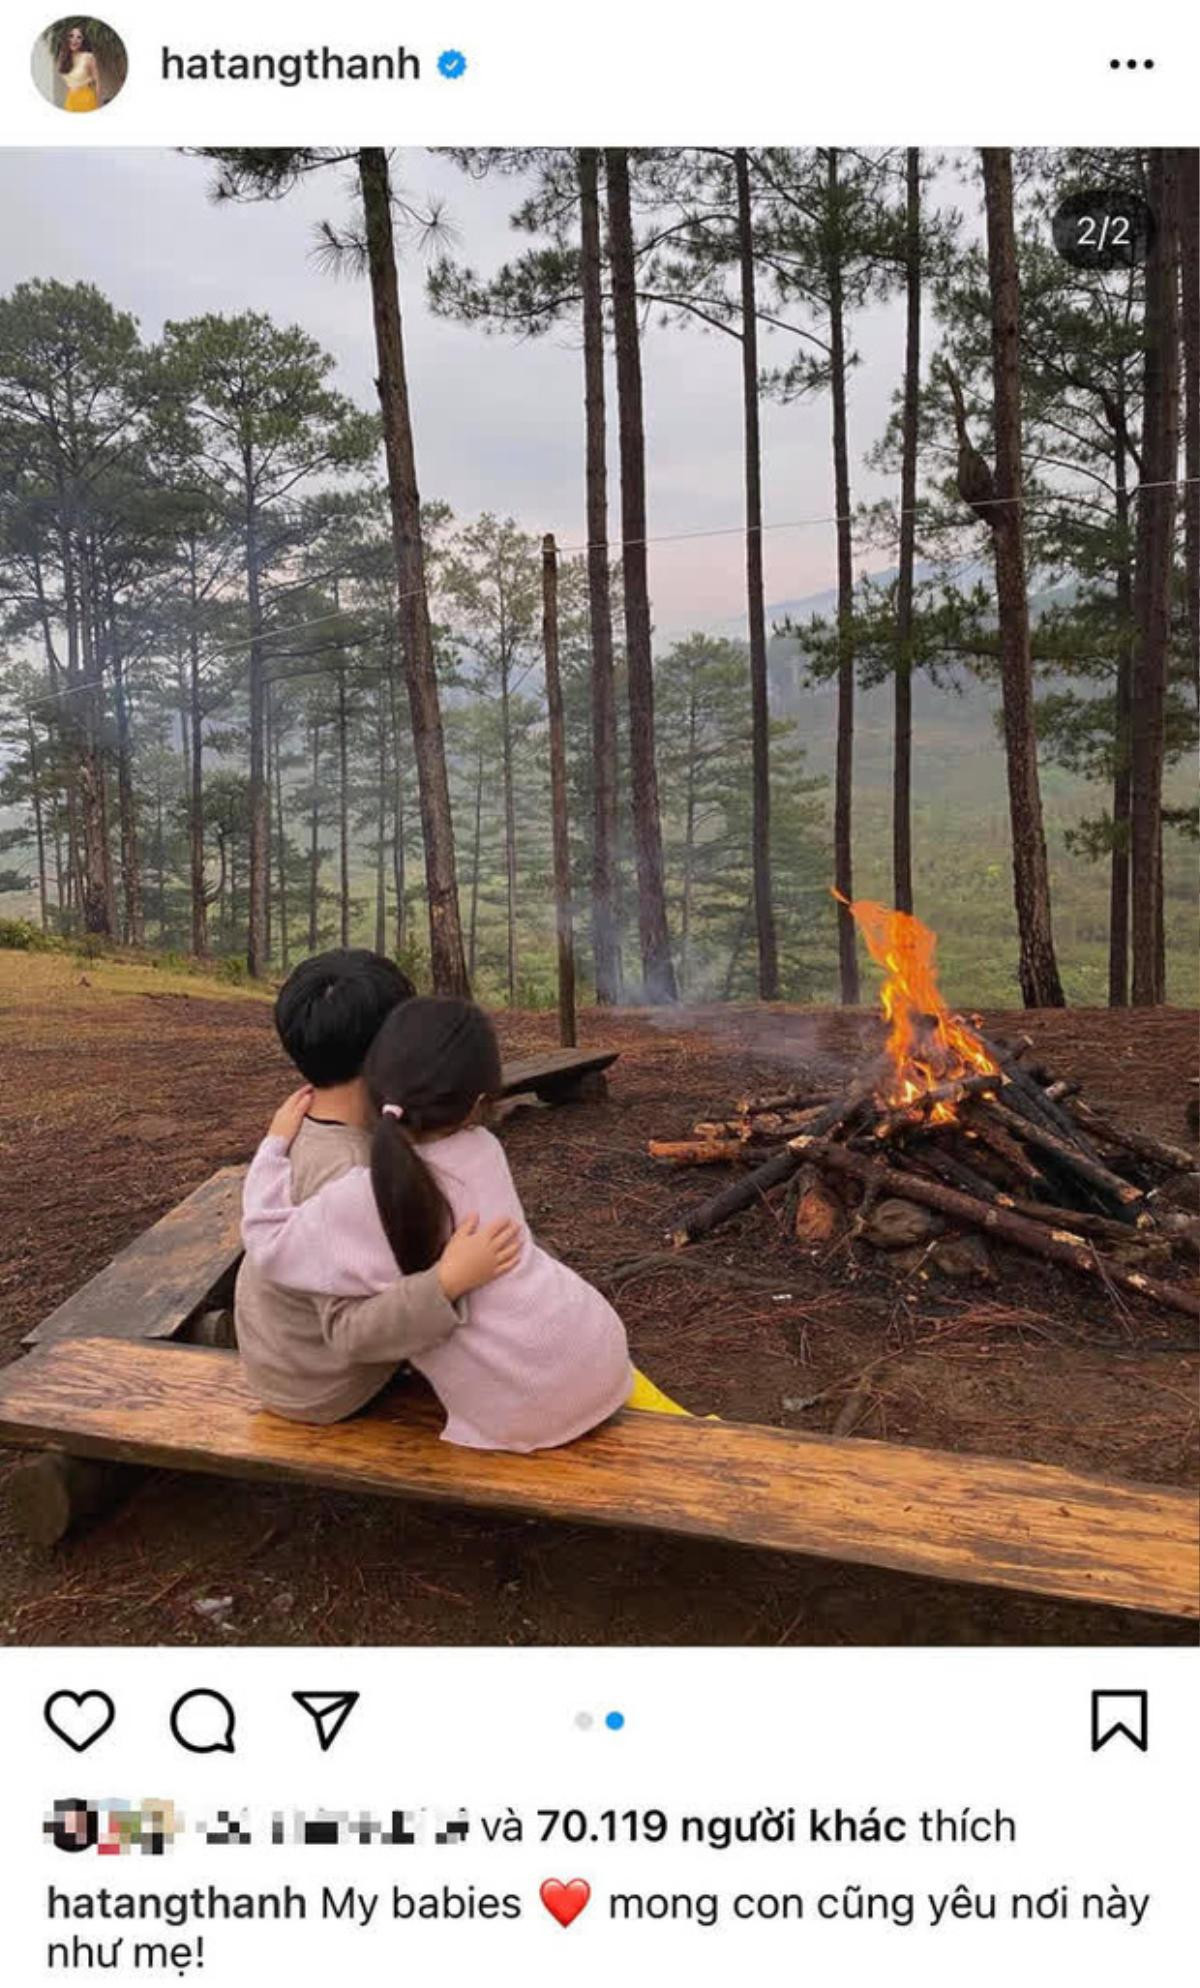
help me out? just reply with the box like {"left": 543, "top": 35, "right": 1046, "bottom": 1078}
{"left": 540, "top": 1878, "right": 591, "bottom": 1928}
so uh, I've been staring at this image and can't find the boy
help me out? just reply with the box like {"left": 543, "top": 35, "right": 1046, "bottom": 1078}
{"left": 236, "top": 949, "right": 505, "bottom": 1423}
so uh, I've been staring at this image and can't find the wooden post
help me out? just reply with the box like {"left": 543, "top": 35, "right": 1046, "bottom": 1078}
{"left": 542, "top": 534, "right": 577, "bottom": 1047}
{"left": 8, "top": 1453, "right": 143, "bottom": 1547}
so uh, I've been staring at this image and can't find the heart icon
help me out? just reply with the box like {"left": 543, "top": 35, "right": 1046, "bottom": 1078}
{"left": 44, "top": 1690, "right": 116, "bottom": 1754}
{"left": 540, "top": 1878, "right": 591, "bottom": 1928}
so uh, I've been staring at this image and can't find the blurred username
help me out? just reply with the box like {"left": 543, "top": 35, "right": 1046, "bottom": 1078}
{"left": 161, "top": 46, "right": 423, "bottom": 87}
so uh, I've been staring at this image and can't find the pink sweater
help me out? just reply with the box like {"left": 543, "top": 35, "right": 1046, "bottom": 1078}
{"left": 242, "top": 1126, "right": 632, "bottom": 1452}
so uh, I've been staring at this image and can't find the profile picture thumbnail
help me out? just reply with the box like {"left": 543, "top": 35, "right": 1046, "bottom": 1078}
{"left": 31, "top": 17, "right": 128, "bottom": 114}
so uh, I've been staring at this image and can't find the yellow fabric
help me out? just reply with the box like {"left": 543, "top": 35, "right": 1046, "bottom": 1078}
{"left": 626, "top": 1366, "right": 693, "bottom": 1418}
{"left": 65, "top": 87, "right": 98, "bottom": 112}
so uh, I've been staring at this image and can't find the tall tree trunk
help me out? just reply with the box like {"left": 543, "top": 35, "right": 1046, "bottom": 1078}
{"left": 337, "top": 659, "right": 351, "bottom": 948}
{"left": 26, "top": 711, "right": 49, "bottom": 931}
{"left": 1130, "top": 149, "right": 1182, "bottom": 1005}
{"left": 826, "top": 151, "right": 860, "bottom": 1004}
{"left": 542, "top": 535, "right": 577, "bottom": 1047}
{"left": 244, "top": 487, "right": 269, "bottom": 976}
{"left": 578, "top": 149, "right": 622, "bottom": 1004}
{"left": 980, "top": 147, "right": 1065, "bottom": 1008}
{"left": 263, "top": 694, "right": 273, "bottom": 964}
{"left": 1108, "top": 447, "right": 1134, "bottom": 1006}
{"left": 110, "top": 640, "right": 144, "bottom": 946}
{"left": 307, "top": 719, "right": 321, "bottom": 953}
{"left": 500, "top": 659, "right": 518, "bottom": 1006}
{"left": 72, "top": 543, "right": 111, "bottom": 937}
{"left": 358, "top": 146, "right": 469, "bottom": 995}
{"left": 893, "top": 146, "right": 922, "bottom": 917}
{"left": 680, "top": 661, "right": 698, "bottom": 997}
{"left": 605, "top": 147, "right": 678, "bottom": 1004}
{"left": 188, "top": 543, "right": 208, "bottom": 956}
{"left": 467, "top": 737, "right": 484, "bottom": 982}
{"left": 273, "top": 691, "right": 289, "bottom": 973}
{"left": 722, "top": 895, "right": 754, "bottom": 1000}
{"left": 374, "top": 680, "right": 388, "bottom": 957}
{"left": 152, "top": 768, "right": 165, "bottom": 935}
{"left": 734, "top": 148, "right": 780, "bottom": 1000}
{"left": 53, "top": 804, "right": 65, "bottom": 925}
{"left": 102, "top": 766, "right": 120, "bottom": 939}
{"left": 387, "top": 654, "right": 407, "bottom": 957}
{"left": 1179, "top": 149, "right": 1200, "bottom": 711}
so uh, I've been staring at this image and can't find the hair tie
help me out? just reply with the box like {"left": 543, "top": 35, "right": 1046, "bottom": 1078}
{"left": 381, "top": 1103, "right": 404, "bottom": 1121}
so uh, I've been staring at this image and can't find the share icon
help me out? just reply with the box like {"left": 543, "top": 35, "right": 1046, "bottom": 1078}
{"left": 292, "top": 1691, "right": 360, "bottom": 1752}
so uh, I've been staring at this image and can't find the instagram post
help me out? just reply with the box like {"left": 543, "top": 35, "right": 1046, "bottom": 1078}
{"left": 0, "top": 3, "right": 1195, "bottom": 1980}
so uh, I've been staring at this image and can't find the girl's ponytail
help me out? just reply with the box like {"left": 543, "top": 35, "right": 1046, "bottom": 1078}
{"left": 370, "top": 1112, "right": 453, "bottom": 1273}
{"left": 362, "top": 996, "right": 502, "bottom": 1274}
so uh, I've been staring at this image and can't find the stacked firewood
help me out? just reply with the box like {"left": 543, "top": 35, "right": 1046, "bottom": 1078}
{"left": 652, "top": 1035, "right": 1200, "bottom": 1318}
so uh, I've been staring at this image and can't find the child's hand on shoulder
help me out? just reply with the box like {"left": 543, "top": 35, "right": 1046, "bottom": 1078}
{"left": 267, "top": 1086, "right": 315, "bottom": 1149}
{"left": 437, "top": 1213, "right": 523, "bottom": 1302}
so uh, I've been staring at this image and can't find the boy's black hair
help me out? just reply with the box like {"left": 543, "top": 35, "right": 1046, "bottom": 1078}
{"left": 274, "top": 950, "right": 415, "bottom": 1088}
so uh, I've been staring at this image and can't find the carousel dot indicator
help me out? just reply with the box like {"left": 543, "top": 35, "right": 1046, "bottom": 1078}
{"left": 574, "top": 1711, "right": 594, "bottom": 1729}
{"left": 605, "top": 1711, "right": 625, "bottom": 1731}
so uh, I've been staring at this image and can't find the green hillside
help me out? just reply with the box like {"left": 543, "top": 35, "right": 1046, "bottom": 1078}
{"left": 769, "top": 651, "right": 1196, "bottom": 1008}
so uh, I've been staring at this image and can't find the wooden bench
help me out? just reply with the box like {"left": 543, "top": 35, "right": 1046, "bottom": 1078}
{"left": 1, "top": 1337, "right": 1195, "bottom": 1619}
{"left": 24, "top": 1167, "right": 245, "bottom": 1350}
{"left": 496, "top": 1048, "right": 618, "bottom": 1102}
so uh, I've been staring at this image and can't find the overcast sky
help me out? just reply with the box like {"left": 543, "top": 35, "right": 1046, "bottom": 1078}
{"left": 0, "top": 147, "right": 978, "bottom": 635}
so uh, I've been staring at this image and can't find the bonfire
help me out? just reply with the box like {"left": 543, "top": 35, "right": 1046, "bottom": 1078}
{"left": 651, "top": 899, "right": 1199, "bottom": 1319}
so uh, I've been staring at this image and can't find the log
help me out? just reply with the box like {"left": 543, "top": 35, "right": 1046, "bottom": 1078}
{"left": 695, "top": 1103, "right": 844, "bottom": 1144}
{"left": 962, "top": 1109, "right": 1048, "bottom": 1188}
{"left": 787, "top": 1087, "right": 874, "bottom": 1150}
{"left": 805, "top": 1141, "right": 1200, "bottom": 1319}
{"left": 7, "top": 1451, "right": 143, "bottom": 1547}
{"left": 996, "top": 1196, "right": 1170, "bottom": 1248}
{"left": 672, "top": 1146, "right": 803, "bottom": 1247}
{"left": 185, "top": 1307, "right": 237, "bottom": 1349}
{"left": 984, "top": 1098, "right": 1144, "bottom": 1210}
{"left": 792, "top": 1165, "right": 844, "bottom": 1245}
{"left": 906, "top": 1146, "right": 1002, "bottom": 1203}
{"left": 1067, "top": 1098, "right": 1196, "bottom": 1174}
{"left": 734, "top": 1088, "right": 834, "bottom": 1116}
{"left": 976, "top": 1032, "right": 1106, "bottom": 1159}
{"left": 649, "top": 1138, "right": 747, "bottom": 1166}
{"left": 872, "top": 1070, "right": 1001, "bottom": 1139}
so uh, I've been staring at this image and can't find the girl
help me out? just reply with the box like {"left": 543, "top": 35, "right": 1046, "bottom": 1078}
{"left": 58, "top": 26, "right": 100, "bottom": 112}
{"left": 242, "top": 997, "right": 642, "bottom": 1452}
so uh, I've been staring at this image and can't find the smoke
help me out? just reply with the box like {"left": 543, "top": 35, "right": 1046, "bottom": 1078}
{"left": 633, "top": 998, "right": 884, "bottom": 1086}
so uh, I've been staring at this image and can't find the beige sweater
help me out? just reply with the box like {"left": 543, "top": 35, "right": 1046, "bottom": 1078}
{"left": 234, "top": 1117, "right": 461, "bottom": 1423}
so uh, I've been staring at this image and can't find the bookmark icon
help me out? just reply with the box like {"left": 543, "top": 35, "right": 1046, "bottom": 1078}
{"left": 292, "top": 1691, "right": 360, "bottom": 1753}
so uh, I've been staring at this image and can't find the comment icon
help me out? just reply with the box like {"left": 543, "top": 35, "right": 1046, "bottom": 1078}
{"left": 170, "top": 1688, "right": 237, "bottom": 1755}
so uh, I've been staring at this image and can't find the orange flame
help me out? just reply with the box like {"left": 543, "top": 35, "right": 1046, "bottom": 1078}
{"left": 837, "top": 893, "right": 998, "bottom": 1118}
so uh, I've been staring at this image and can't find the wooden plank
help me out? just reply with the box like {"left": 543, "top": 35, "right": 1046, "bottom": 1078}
{"left": 0, "top": 1338, "right": 1195, "bottom": 1619}
{"left": 497, "top": 1049, "right": 618, "bottom": 1097}
{"left": 23, "top": 1169, "right": 245, "bottom": 1349}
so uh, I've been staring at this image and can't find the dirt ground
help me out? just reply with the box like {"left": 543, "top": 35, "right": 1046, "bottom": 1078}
{"left": 0, "top": 962, "right": 1196, "bottom": 1648}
